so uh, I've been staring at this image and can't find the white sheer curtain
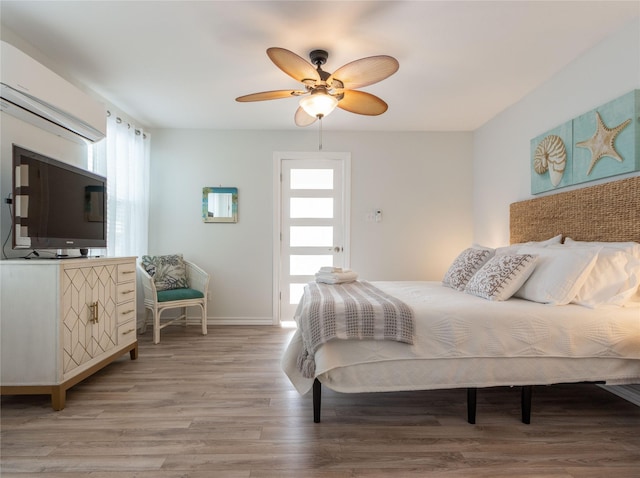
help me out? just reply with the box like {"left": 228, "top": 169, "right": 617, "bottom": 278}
{"left": 92, "top": 112, "right": 150, "bottom": 258}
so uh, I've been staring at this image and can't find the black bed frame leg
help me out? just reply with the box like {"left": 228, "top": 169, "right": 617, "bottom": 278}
{"left": 521, "top": 385, "right": 532, "bottom": 424}
{"left": 467, "top": 388, "right": 477, "bottom": 424}
{"left": 313, "top": 378, "right": 321, "bottom": 423}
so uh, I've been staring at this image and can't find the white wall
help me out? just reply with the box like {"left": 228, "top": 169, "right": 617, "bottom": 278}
{"left": 0, "top": 28, "right": 473, "bottom": 323}
{"left": 0, "top": 114, "right": 89, "bottom": 259}
{"left": 5, "top": 17, "right": 637, "bottom": 324}
{"left": 473, "top": 18, "right": 640, "bottom": 247}
{"left": 149, "top": 129, "right": 473, "bottom": 323}
{"left": 0, "top": 30, "right": 104, "bottom": 260}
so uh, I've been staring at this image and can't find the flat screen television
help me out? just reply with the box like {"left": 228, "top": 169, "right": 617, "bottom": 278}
{"left": 12, "top": 144, "right": 107, "bottom": 251}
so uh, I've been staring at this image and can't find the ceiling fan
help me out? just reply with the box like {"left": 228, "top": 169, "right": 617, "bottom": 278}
{"left": 236, "top": 47, "right": 399, "bottom": 127}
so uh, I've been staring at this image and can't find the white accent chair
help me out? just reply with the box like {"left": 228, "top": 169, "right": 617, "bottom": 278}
{"left": 138, "top": 260, "right": 210, "bottom": 344}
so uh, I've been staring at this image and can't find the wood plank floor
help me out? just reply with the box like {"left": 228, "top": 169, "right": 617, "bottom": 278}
{"left": 2, "top": 325, "right": 639, "bottom": 477}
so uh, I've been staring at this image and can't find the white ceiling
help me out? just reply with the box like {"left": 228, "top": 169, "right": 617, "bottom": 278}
{"left": 1, "top": 1, "right": 638, "bottom": 131}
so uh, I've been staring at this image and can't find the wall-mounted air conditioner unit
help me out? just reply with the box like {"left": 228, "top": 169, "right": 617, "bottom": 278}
{"left": 0, "top": 41, "right": 106, "bottom": 144}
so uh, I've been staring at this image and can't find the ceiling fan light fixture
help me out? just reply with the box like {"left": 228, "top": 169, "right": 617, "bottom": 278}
{"left": 299, "top": 90, "right": 338, "bottom": 118}
{"left": 238, "top": 47, "right": 399, "bottom": 125}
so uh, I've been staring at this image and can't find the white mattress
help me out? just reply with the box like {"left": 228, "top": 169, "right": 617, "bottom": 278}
{"left": 282, "top": 281, "right": 640, "bottom": 394}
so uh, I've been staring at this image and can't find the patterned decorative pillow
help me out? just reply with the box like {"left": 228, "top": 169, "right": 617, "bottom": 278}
{"left": 141, "top": 254, "right": 189, "bottom": 291}
{"left": 442, "top": 247, "right": 494, "bottom": 291}
{"left": 464, "top": 254, "right": 537, "bottom": 301}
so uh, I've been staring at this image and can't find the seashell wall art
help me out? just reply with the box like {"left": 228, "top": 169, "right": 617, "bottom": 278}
{"left": 531, "top": 89, "right": 639, "bottom": 195}
{"left": 534, "top": 134, "right": 567, "bottom": 187}
{"left": 530, "top": 121, "right": 572, "bottom": 194}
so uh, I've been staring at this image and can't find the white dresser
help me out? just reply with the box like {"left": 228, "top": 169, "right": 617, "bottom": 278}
{"left": 0, "top": 256, "right": 138, "bottom": 409}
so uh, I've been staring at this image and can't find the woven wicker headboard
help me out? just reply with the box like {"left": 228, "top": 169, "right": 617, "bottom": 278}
{"left": 510, "top": 176, "right": 640, "bottom": 244}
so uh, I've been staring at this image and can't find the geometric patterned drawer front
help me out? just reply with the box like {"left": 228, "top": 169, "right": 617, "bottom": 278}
{"left": 62, "top": 264, "right": 117, "bottom": 374}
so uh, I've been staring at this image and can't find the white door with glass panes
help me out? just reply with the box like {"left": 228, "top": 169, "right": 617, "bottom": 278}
{"left": 274, "top": 152, "right": 350, "bottom": 323}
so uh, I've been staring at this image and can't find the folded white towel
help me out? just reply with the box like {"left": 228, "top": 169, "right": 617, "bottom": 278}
{"left": 315, "top": 270, "right": 358, "bottom": 284}
{"left": 318, "top": 266, "right": 344, "bottom": 273}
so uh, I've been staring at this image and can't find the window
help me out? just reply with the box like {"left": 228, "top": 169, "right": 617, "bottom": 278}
{"left": 91, "top": 113, "right": 150, "bottom": 257}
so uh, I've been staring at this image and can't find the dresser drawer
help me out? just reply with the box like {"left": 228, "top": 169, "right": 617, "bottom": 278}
{"left": 116, "top": 301, "right": 136, "bottom": 324}
{"left": 116, "top": 282, "right": 136, "bottom": 304}
{"left": 117, "top": 261, "right": 136, "bottom": 283}
{"left": 117, "top": 320, "right": 137, "bottom": 345}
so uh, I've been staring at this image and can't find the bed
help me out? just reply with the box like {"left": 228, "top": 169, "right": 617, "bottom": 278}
{"left": 281, "top": 176, "right": 640, "bottom": 423}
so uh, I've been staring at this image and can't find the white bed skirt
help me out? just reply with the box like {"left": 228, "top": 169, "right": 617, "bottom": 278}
{"left": 283, "top": 328, "right": 640, "bottom": 394}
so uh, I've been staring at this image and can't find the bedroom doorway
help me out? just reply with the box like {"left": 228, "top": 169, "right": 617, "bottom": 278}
{"left": 273, "top": 152, "right": 351, "bottom": 325}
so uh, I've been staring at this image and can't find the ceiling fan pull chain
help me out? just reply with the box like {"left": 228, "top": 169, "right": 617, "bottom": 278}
{"left": 318, "top": 116, "right": 323, "bottom": 151}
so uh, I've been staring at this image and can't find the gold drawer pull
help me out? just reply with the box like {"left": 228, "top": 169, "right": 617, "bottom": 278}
{"left": 121, "top": 289, "right": 135, "bottom": 295}
{"left": 121, "top": 309, "right": 135, "bottom": 315}
{"left": 89, "top": 302, "right": 99, "bottom": 323}
{"left": 122, "top": 270, "right": 135, "bottom": 275}
{"left": 122, "top": 328, "right": 135, "bottom": 335}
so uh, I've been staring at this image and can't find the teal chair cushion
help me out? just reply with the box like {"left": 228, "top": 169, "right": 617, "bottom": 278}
{"left": 156, "top": 288, "right": 204, "bottom": 302}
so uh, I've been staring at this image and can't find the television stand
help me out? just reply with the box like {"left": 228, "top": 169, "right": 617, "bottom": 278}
{"left": 1, "top": 257, "right": 138, "bottom": 410}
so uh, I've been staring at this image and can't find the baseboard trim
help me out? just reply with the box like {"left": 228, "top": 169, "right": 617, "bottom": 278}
{"left": 138, "top": 313, "right": 277, "bottom": 327}
{"left": 207, "top": 317, "right": 275, "bottom": 326}
{"left": 599, "top": 384, "right": 640, "bottom": 407}
{"left": 180, "top": 317, "right": 275, "bottom": 326}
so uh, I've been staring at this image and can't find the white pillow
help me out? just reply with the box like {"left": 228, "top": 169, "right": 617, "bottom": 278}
{"left": 442, "top": 247, "right": 494, "bottom": 291}
{"left": 514, "top": 245, "right": 600, "bottom": 305}
{"left": 531, "top": 233, "right": 563, "bottom": 246}
{"left": 495, "top": 234, "right": 562, "bottom": 255}
{"left": 572, "top": 249, "right": 640, "bottom": 308}
{"left": 464, "top": 254, "right": 537, "bottom": 301}
{"left": 564, "top": 238, "right": 640, "bottom": 259}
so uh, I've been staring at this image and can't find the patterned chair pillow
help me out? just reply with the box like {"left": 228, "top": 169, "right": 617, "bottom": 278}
{"left": 464, "top": 254, "right": 537, "bottom": 301}
{"left": 442, "top": 247, "right": 494, "bottom": 291}
{"left": 141, "top": 254, "right": 189, "bottom": 291}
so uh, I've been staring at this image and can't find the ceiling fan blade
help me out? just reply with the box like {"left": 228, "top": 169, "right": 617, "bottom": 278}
{"left": 337, "top": 90, "right": 388, "bottom": 116}
{"left": 267, "top": 47, "right": 320, "bottom": 83}
{"left": 328, "top": 55, "right": 399, "bottom": 89}
{"left": 294, "top": 106, "right": 317, "bottom": 127}
{"left": 235, "top": 90, "right": 304, "bottom": 102}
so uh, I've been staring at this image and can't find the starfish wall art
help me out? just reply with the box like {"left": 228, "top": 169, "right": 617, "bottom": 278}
{"left": 531, "top": 89, "right": 639, "bottom": 195}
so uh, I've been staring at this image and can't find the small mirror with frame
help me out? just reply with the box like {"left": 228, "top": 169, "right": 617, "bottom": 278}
{"left": 203, "top": 187, "right": 238, "bottom": 223}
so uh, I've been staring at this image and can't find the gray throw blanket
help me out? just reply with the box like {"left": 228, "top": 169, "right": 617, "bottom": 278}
{"left": 296, "top": 281, "right": 414, "bottom": 378}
